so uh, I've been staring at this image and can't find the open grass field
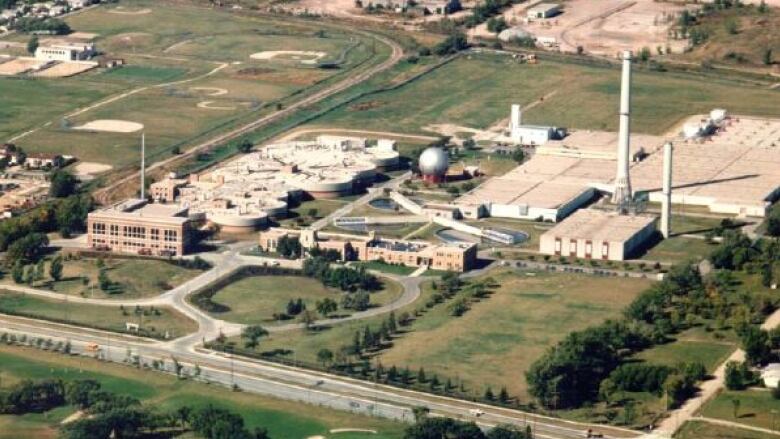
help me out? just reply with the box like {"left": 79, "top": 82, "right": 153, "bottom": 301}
{"left": 249, "top": 268, "right": 650, "bottom": 400}
{"left": 635, "top": 339, "right": 736, "bottom": 373}
{"left": 641, "top": 236, "right": 717, "bottom": 264}
{"left": 0, "top": 292, "right": 197, "bottom": 338}
{"left": 375, "top": 269, "right": 651, "bottom": 399}
{"left": 304, "top": 52, "right": 780, "bottom": 136}
{"left": 1, "top": 0, "right": 384, "bottom": 169}
{"left": 205, "top": 274, "right": 403, "bottom": 325}
{"left": 0, "top": 345, "right": 404, "bottom": 439}
{"left": 701, "top": 389, "right": 780, "bottom": 432}
{"left": 676, "top": 420, "right": 778, "bottom": 439}
{"left": 0, "top": 256, "right": 204, "bottom": 300}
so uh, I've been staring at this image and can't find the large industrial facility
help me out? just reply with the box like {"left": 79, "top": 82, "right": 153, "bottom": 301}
{"left": 150, "top": 135, "right": 400, "bottom": 231}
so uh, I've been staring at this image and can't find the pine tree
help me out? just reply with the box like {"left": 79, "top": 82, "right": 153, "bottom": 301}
{"left": 11, "top": 261, "right": 24, "bottom": 284}
{"left": 49, "top": 255, "right": 63, "bottom": 281}
{"left": 24, "top": 265, "right": 34, "bottom": 285}
{"left": 417, "top": 367, "right": 426, "bottom": 383}
{"left": 34, "top": 260, "right": 45, "bottom": 282}
{"left": 484, "top": 387, "right": 495, "bottom": 401}
{"left": 352, "top": 331, "right": 362, "bottom": 355}
{"left": 499, "top": 387, "right": 509, "bottom": 403}
{"left": 388, "top": 311, "right": 397, "bottom": 333}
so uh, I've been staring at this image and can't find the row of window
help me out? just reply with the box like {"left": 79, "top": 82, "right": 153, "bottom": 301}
{"left": 92, "top": 222, "right": 179, "bottom": 242}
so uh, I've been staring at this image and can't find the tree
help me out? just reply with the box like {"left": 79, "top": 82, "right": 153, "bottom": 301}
{"left": 98, "top": 268, "right": 112, "bottom": 291}
{"left": 315, "top": 297, "right": 338, "bottom": 317}
{"left": 299, "top": 310, "right": 317, "bottom": 330}
{"left": 764, "top": 48, "right": 773, "bottom": 66}
{"left": 240, "top": 325, "right": 269, "bottom": 350}
{"left": 487, "top": 16, "right": 508, "bottom": 34}
{"left": 6, "top": 233, "right": 49, "bottom": 264}
{"left": 236, "top": 139, "right": 253, "bottom": 154}
{"left": 732, "top": 397, "right": 741, "bottom": 418}
{"left": 759, "top": 0, "right": 768, "bottom": 13}
{"left": 433, "top": 31, "right": 468, "bottom": 56}
{"left": 49, "top": 255, "right": 63, "bottom": 281}
{"left": 26, "top": 36, "right": 38, "bottom": 55}
{"left": 725, "top": 361, "right": 746, "bottom": 390}
{"left": 49, "top": 169, "right": 77, "bottom": 198}
{"left": 317, "top": 348, "right": 334, "bottom": 367}
{"left": 11, "top": 260, "right": 24, "bottom": 284}
{"left": 34, "top": 259, "right": 45, "bottom": 282}
{"left": 741, "top": 326, "right": 771, "bottom": 366}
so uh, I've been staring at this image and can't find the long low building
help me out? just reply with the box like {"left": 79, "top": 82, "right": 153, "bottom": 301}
{"left": 455, "top": 113, "right": 780, "bottom": 221}
{"left": 259, "top": 229, "right": 478, "bottom": 272}
{"left": 87, "top": 199, "right": 199, "bottom": 256}
{"left": 539, "top": 209, "right": 657, "bottom": 261}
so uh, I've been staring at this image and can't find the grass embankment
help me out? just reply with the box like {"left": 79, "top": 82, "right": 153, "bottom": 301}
{"left": 0, "top": 292, "right": 197, "bottom": 339}
{"left": 0, "top": 345, "right": 404, "bottom": 439}
{"left": 205, "top": 274, "right": 404, "bottom": 325}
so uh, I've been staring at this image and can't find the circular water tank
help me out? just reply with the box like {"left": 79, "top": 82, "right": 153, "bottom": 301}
{"left": 418, "top": 147, "right": 449, "bottom": 177}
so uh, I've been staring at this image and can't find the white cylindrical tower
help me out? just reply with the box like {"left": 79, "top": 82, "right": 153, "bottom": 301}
{"left": 661, "top": 142, "right": 673, "bottom": 239}
{"left": 611, "top": 50, "right": 633, "bottom": 211}
{"left": 511, "top": 104, "right": 523, "bottom": 130}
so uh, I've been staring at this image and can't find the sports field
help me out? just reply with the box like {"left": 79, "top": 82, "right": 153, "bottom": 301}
{"left": 0, "top": 292, "right": 197, "bottom": 338}
{"left": 251, "top": 268, "right": 650, "bottom": 400}
{"left": 0, "top": 0, "right": 385, "bottom": 169}
{"left": 0, "top": 345, "right": 404, "bottom": 439}
{"left": 305, "top": 53, "right": 780, "bottom": 136}
{"left": 204, "top": 275, "right": 403, "bottom": 325}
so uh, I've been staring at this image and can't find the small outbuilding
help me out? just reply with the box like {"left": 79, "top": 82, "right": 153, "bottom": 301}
{"left": 527, "top": 3, "right": 561, "bottom": 19}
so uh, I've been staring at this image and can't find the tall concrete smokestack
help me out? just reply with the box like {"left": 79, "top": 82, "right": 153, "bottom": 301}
{"left": 510, "top": 104, "right": 522, "bottom": 136}
{"left": 661, "top": 142, "right": 673, "bottom": 238}
{"left": 140, "top": 132, "right": 145, "bottom": 200}
{"left": 611, "top": 50, "right": 633, "bottom": 212}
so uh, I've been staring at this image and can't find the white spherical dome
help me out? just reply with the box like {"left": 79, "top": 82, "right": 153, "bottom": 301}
{"left": 419, "top": 147, "right": 449, "bottom": 176}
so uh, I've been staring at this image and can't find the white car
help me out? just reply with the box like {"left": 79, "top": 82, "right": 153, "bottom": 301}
{"left": 469, "top": 409, "right": 484, "bottom": 417}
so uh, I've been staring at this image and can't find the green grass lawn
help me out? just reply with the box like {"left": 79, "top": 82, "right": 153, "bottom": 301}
{"left": 305, "top": 53, "right": 780, "bottom": 136}
{"left": 676, "top": 420, "right": 779, "bottom": 439}
{"left": 1, "top": 256, "right": 204, "bottom": 300}
{"left": 2, "top": 0, "right": 382, "bottom": 169}
{"left": 354, "top": 261, "right": 417, "bottom": 276}
{"left": 0, "top": 292, "right": 197, "bottom": 339}
{"left": 635, "top": 340, "right": 736, "bottom": 373}
{"left": 278, "top": 198, "right": 349, "bottom": 228}
{"left": 247, "top": 268, "right": 650, "bottom": 401}
{"left": 102, "top": 65, "right": 188, "bottom": 82}
{"left": 701, "top": 389, "right": 780, "bottom": 432}
{"left": 0, "top": 345, "right": 404, "bottom": 439}
{"left": 205, "top": 274, "right": 404, "bottom": 325}
{"left": 641, "top": 236, "right": 717, "bottom": 264}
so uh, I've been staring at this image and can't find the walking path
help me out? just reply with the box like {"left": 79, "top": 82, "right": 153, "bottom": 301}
{"left": 654, "top": 306, "right": 780, "bottom": 436}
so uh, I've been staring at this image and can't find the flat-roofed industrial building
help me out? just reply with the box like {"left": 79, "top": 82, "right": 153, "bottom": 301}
{"left": 539, "top": 209, "right": 657, "bottom": 261}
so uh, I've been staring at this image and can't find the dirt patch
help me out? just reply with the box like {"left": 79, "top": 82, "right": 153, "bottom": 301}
{"left": 107, "top": 7, "right": 152, "bottom": 15}
{"left": 32, "top": 61, "right": 97, "bottom": 78}
{"left": 73, "top": 119, "right": 144, "bottom": 133}
{"left": 250, "top": 50, "right": 327, "bottom": 64}
{"left": 349, "top": 100, "right": 384, "bottom": 112}
{"left": 107, "top": 32, "right": 153, "bottom": 49}
{"left": 72, "top": 162, "right": 113, "bottom": 177}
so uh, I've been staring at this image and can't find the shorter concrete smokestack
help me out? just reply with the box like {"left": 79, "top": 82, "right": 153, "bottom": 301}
{"left": 661, "top": 142, "right": 673, "bottom": 238}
